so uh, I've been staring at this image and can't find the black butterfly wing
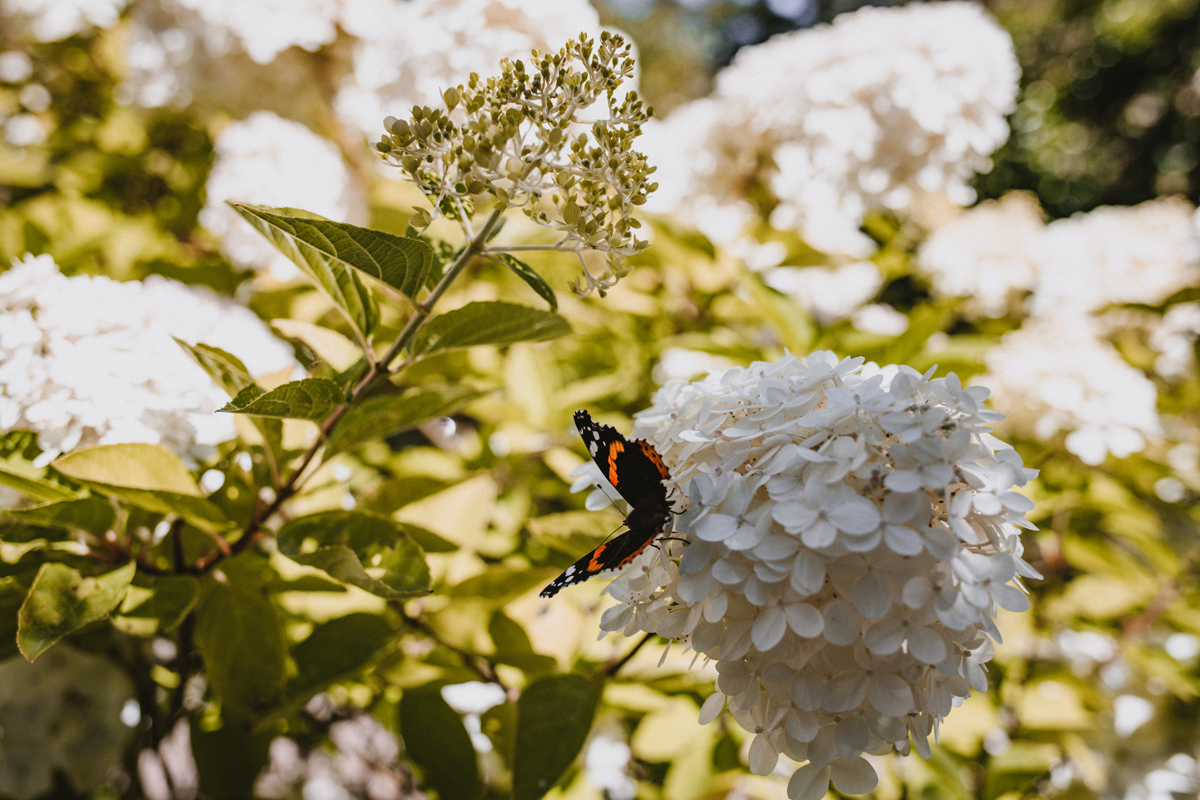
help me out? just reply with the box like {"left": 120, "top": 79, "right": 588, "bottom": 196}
{"left": 538, "top": 524, "right": 665, "bottom": 598}
{"left": 573, "top": 410, "right": 670, "bottom": 512}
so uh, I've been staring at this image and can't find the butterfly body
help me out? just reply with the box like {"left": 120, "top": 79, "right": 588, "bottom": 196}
{"left": 539, "top": 411, "right": 673, "bottom": 598}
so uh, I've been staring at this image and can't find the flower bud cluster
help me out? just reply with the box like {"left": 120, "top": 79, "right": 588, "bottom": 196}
{"left": 590, "top": 352, "right": 1040, "bottom": 799}
{"left": 374, "top": 32, "right": 656, "bottom": 296}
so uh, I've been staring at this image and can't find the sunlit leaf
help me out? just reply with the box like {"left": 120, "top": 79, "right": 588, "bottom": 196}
{"left": 220, "top": 378, "right": 344, "bottom": 421}
{"left": 112, "top": 575, "right": 200, "bottom": 636}
{"left": 408, "top": 301, "right": 571, "bottom": 358}
{"left": 284, "top": 613, "right": 395, "bottom": 708}
{"left": 6, "top": 497, "right": 115, "bottom": 536}
{"left": 270, "top": 319, "right": 363, "bottom": 372}
{"left": 231, "top": 204, "right": 382, "bottom": 340}
{"left": 513, "top": 674, "right": 603, "bottom": 800}
{"left": 490, "top": 253, "right": 558, "bottom": 311}
{"left": 51, "top": 444, "right": 229, "bottom": 532}
{"left": 175, "top": 340, "right": 255, "bottom": 397}
{"left": 17, "top": 562, "right": 136, "bottom": 661}
{"left": 325, "top": 384, "right": 484, "bottom": 455}
{"left": 277, "top": 511, "right": 431, "bottom": 598}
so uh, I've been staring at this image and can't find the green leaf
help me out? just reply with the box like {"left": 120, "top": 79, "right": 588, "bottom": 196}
{"left": 175, "top": 340, "right": 255, "bottom": 398}
{"left": 219, "top": 378, "right": 344, "bottom": 422}
{"left": 400, "top": 686, "right": 482, "bottom": 800}
{"left": 195, "top": 572, "right": 287, "bottom": 710}
{"left": 277, "top": 511, "right": 431, "bottom": 599}
{"left": 6, "top": 497, "right": 115, "bottom": 537}
{"left": 491, "top": 253, "right": 558, "bottom": 311}
{"left": 51, "top": 444, "right": 229, "bottom": 532}
{"left": 17, "top": 562, "right": 136, "bottom": 661}
{"left": 326, "top": 384, "right": 484, "bottom": 455}
{"left": 285, "top": 613, "right": 395, "bottom": 705}
{"left": 111, "top": 575, "right": 200, "bottom": 636}
{"left": 408, "top": 301, "right": 571, "bottom": 358}
{"left": 270, "top": 319, "right": 363, "bottom": 372}
{"left": 402, "top": 523, "right": 457, "bottom": 554}
{"left": 447, "top": 566, "right": 558, "bottom": 603}
{"left": 0, "top": 457, "right": 78, "bottom": 504}
{"left": 744, "top": 276, "right": 815, "bottom": 355}
{"left": 489, "top": 611, "right": 556, "bottom": 675}
{"left": 513, "top": 674, "right": 603, "bottom": 800}
{"left": 191, "top": 713, "right": 273, "bottom": 800}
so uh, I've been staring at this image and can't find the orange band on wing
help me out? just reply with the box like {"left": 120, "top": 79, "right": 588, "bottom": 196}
{"left": 587, "top": 544, "right": 609, "bottom": 572}
{"left": 607, "top": 440, "right": 625, "bottom": 485}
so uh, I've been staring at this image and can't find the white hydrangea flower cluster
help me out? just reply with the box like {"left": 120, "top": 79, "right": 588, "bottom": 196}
{"left": 200, "top": 111, "right": 367, "bottom": 281}
{"left": 334, "top": 0, "right": 603, "bottom": 137}
{"left": 0, "top": 254, "right": 295, "bottom": 460}
{"left": 596, "top": 351, "right": 1040, "bottom": 800}
{"left": 642, "top": 1, "right": 1019, "bottom": 256}
{"left": 918, "top": 192, "right": 1045, "bottom": 318}
{"left": 928, "top": 196, "right": 1199, "bottom": 463}
{"left": 978, "top": 315, "right": 1162, "bottom": 467}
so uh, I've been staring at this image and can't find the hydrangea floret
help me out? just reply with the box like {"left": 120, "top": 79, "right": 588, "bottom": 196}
{"left": 373, "top": 32, "right": 656, "bottom": 296}
{"left": 583, "top": 352, "right": 1041, "bottom": 799}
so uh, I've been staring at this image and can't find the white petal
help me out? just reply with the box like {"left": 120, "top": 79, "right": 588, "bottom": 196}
{"left": 834, "top": 715, "right": 870, "bottom": 757}
{"left": 752, "top": 606, "right": 789, "bottom": 651}
{"left": 828, "top": 495, "right": 881, "bottom": 534}
{"left": 863, "top": 616, "right": 904, "bottom": 655}
{"left": 790, "top": 550, "right": 826, "bottom": 595}
{"left": 696, "top": 514, "right": 740, "bottom": 542}
{"left": 851, "top": 571, "right": 893, "bottom": 619}
{"left": 677, "top": 569, "right": 715, "bottom": 603}
{"left": 785, "top": 602, "right": 824, "bottom": 638}
{"left": 867, "top": 672, "right": 915, "bottom": 716}
{"left": 821, "top": 599, "right": 862, "bottom": 646}
{"left": 787, "top": 763, "right": 831, "bottom": 800}
{"left": 790, "top": 671, "right": 824, "bottom": 712}
{"left": 993, "top": 583, "right": 1030, "bottom": 612}
{"left": 787, "top": 709, "right": 819, "bottom": 743}
{"left": 883, "top": 523, "right": 923, "bottom": 555}
{"left": 830, "top": 757, "right": 879, "bottom": 794}
{"left": 822, "top": 673, "right": 867, "bottom": 713}
{"left": 698, "top": 691, "right": 726, "bottom": 725}
{"left": 884, "top": 470, "right": 922, "bottom": 493}
{"left": 703, "top": 590, "right": 729, "bottom": 623}
{"left": 802, "top": 519, "right": 838, "bottom": 549}
{"left": 754, "top": 535, "right": 801, "bottom": 561}
{"left": 712, "top": 556, "right": 751, "bottom": 585}
{"left": 908, "top": 626, "right": 948, "bottom": 665}
{"left": 901, "top": 576, "right": 932, "bottom": 608}
{"left": 773, "top": 500, "right": 817, "bottom": 531}
{"left": 679, "top": 539, "right": 715, "bottom": 574}
{"left": 749, "top": 733, "right": 779, "bottom": 775}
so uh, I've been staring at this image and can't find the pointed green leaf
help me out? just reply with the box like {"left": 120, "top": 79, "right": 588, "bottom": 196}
{"left": 6, "top": 497, "right": 115, "bottom": 537}
{"left": 401, "top": 523, "right": 457, "bottom": 554}
{"left": 219, "top": 378, "right": 343, "bottom": 421}
{"left": 491, "top": 253, "right": 557, "bottom": 311}
{"left": 195, "top": 573, "right": 287, "bottom": 710}
{"left": 271, "top": 319, "right": 363, "bottom": 372}
{"left": 191, "top": 713, "right": 272, "bottom": 800}
{"left": 0, "top": 458, "right": 78, "bottom": 503}
{"left": 112, "top": 576, "right": 200, "bottom": 636}
{"left": 51, "top": 444, "right": 229, "bottom": 532}
{"left": 513, "top": 675, "right": 603, "bottom": 800}
{"left": 175, "top": 340, "right": 255, "bottom": 397}
{"left": 277, "top": 511, "right": 431, "bottom": 599}
{"left": 400, "top": 686, "right": 482, "bottom": 800}
{"left": 285, "top": 613, "right": 395, "bottom": 706}
{"left": 17, "top": 562, "right": 136, "bottom": 661}
{"left": 409, "top": 301, "right": 571, "bottom": 358}
{"left": 489, "top": 611, "right": 556, "bottom": 675}
{"left": 326, "top": 384, "right": 484, "bottom": 455}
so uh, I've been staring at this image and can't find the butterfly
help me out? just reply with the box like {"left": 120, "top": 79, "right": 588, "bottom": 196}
{"left": 540, "top": 410, "right": 674, "bottom": 598}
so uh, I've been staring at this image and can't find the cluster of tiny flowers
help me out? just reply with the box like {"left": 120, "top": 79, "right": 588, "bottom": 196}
{"left": 591, "top": 351, "right": 1039, "bottom": 800}
{"left": 642, "top": 1, "right": 1018, "bottom": 256}
{"left": 0, "top": 254, "right": 295, "bottom": 460}
{"left": 201, "top": 111, "right": 368, "bottom": 281}
{"left": 335, "top": 0, "right": 603, "bottom": 136}
{"left": 374, "top": 33, "right": 656, "bottom": 297}
{"left": 978, "top": 315, "right": 1161, "bottom": 466}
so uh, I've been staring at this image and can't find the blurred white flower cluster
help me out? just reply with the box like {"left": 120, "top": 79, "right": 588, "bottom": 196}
{"left": 1, "top": 0, "right": 126, "bottom": 42}
{"left": 644, "top": 1, "right": 1019, "bottom": 258}
{"left": 0, "top": 254, "right": 295, "bottom": 460}
{"left": 922, "top": 195, "right": 1200, "bottom": 465}
{"left": 0, "top": 646, "right": 134, "bottom": 800}
{"left": 200, "top": 111, "right": 368, "bottom": 281}
{"left": 335, "top": 0, "right": 603, "bottom": 136}
{"left": 0, "top": 49, "right": 51, "bottom": 148}
{"left": 594, "top": 351, "right": 1039, "bottom": 799}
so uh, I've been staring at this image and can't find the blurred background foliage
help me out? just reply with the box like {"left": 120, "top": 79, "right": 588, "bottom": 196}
{"left": 1, "top": 1, "right": 1200, "bottom": 800}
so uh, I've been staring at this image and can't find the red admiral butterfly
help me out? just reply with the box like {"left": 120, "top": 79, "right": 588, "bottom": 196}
{"left": 540, "top": 410, "right": 674, "bottom": 598}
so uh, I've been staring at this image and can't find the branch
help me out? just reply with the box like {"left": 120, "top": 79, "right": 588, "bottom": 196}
{"left": 600, "top": 632, "right": 655, "bottom": 678}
